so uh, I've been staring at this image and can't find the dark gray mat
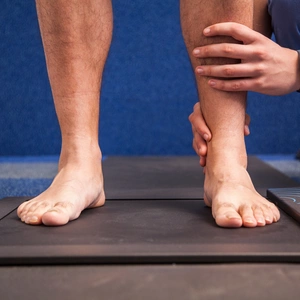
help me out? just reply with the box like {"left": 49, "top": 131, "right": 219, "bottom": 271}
{"left": 1, "top": 199, "right": 300, "bottom": 265}
{"left": 0, "top": 156, "right": 300, "bottom": 265}
{"left": 102, "top": 156, "right": 300, "bottom": 199}
{"left": 0, "top": 196, "right": 30, "bottom": 220}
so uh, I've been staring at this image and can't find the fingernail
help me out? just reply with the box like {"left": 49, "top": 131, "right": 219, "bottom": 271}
{"left": 245, "top": 125, "right": 250, "bottom": 135}
{"left": 209, "top": 80, "right": 216, "bottom": 87}
{"left": 203, "top": 27, "right": 211, "bottom": 34}
{"left": 193, "top": 49, "right": 200, "bottom": 55}
{"left": 196, "top": 68, "right": 203, "bottom": 74}
{"left": 203, "top": 134, "right": 209, "bottom": 141}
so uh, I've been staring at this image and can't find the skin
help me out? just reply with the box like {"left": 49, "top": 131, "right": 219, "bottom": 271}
{"left": 18, "top": 0, "right": 279, "bottom": 228}
{"left": 17, "top": 0, "right": 112, "bottom": 225}
{"left": 189, "top": 102, "right": 250, "bottom": 167}
{"left": 190, "top": 0, "right": 300, "bottom": 164}
{"left": 181, "top": 0, "right": 279, "bottom": 227}
{"left": 194, "top": 23, "right": 300, "bottom": 95}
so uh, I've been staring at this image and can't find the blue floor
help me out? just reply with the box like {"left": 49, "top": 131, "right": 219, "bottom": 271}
{"left": 0, "top": 155, "right": 299, "bottom": 199}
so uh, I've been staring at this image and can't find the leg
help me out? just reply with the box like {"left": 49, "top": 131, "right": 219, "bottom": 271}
{"left": 17, "top": 0, "right": 113, "bottom": 226}
{"left": 181, "top": 0, "right": 280, "bottom": 227}
{"left": 253, "top": 0, "right": 272, "bottom": 37}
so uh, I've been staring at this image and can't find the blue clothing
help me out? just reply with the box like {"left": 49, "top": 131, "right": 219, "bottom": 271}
{"left": 268, "top": 0, "right": 300, "bottom": 49}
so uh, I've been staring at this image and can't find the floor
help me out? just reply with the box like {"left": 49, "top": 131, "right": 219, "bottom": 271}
{"left": 0, "top": 155, "right": 299, "bottom": 199}
{"left": 257, "top": 154, "right": 300, "bottom": 183}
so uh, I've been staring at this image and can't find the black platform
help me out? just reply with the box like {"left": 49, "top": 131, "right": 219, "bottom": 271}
{"left": 1, "top": 156, "right": 300, "bottom": 299}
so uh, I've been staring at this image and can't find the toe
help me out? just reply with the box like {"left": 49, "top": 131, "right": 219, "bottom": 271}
{"left": 24, "top": 214, "right": 40, "bottom": 225}
{"left": 261, "top": 204, "right": 276, "bottom": 225}
{"left": 214, "top": 203, "right": 243, "bottom": 228}
{"left": 20, "top": 200, "right": 54, "bottom": 225}
{"left": 17, "top": 201, "right": 32, "bottom": 218}
{"left": 269, "top": 202, "right": 280, "bottom": 222}
{"left": 42, "top": 202, "right": 77, "bottom": 226}
{"left": 239, "top": 205, "right": 257, "bottom": 228}
{"left": 18, "top": 201, "right": 42, "bottom": 224}
{"left": 253, "top": 206, "right": 266, "bottom": 226}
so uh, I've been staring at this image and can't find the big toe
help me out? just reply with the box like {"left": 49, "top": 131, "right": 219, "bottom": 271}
{"left": 42, "top": 210, "right": 70, "bottom": 226}
{"left": 214, "top": 203, "right": 243, "bottom": 228}
{"left": 41, "top": 202, "right": 78, "bottom": 226}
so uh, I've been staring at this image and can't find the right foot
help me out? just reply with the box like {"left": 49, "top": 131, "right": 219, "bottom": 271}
{"left": 17, "top": 151, "right": 105, "bottom": 226}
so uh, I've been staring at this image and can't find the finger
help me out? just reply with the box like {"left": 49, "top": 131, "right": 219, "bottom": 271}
{"left": 192, "top": 124, "right": 207, "bottom": 157}
{"left": 203, "top": 22, "right": 262, "bottom": 45}
{"left": 194, "top": 133, "right": 207, "bottom": 157}
{"left": 245, "top": 114, "right": 251, "bottom": 126}
{"left": 189, "top": 105, "right": 211, "bottom": 142}
{"left": 193, "top": 43, "right": 252, "bottom": 60}
{"left": 200, "top": 156, "right": 206, "bottom": 167}
{"left": 195, "top": 63, "right": 259, "bottom": 79}
{"left": 244, "top": 125, "right": 250, "bottom": 136}
{"left": 193, "top": 102, "right": 200, "bottom": 111}
{"left": 192, "top": 139, "right": 200, "bottom": 157}
{"left": 208, "top": 78, "right": 261, "bottom": 92}
{"left": 191, "top": 126, "right": 201, "bottom": 155}
{"left": 244, "top": 114, "right": 251, "bottom": 136}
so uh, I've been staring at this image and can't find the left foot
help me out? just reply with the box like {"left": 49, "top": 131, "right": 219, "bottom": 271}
{"left": 204, "top": 147, "right": 280, "bottom": 228}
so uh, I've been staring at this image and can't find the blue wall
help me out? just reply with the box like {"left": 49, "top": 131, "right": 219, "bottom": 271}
{"left": 0, "top": 0, "right": 299, "bottom": 156}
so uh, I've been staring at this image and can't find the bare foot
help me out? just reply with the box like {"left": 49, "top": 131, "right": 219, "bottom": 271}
{"left": 204, "top": 153, "right": 280, "bottom": 228}
{"left": 17, "top": 151, "right": 105, "bottom": 226}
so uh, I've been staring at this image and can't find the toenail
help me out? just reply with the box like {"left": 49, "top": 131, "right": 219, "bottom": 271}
{"left": 48, "top": 209, "right": 60, "bottom": 214}
{"left": 29, "top": 216, "right": 38, "bottom": 223}
{"left": 245, "top": 218, "right": 254, "bottom": 223}
{"left": 226, "top": 215, "right": 240, "bottom": 220}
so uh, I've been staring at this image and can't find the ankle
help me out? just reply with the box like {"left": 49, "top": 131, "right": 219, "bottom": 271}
{"left": 59, "top": 142, "right": 102, "bottom": 170}
{"left": 207, "top": 138, "right": 248, "bottom": 169}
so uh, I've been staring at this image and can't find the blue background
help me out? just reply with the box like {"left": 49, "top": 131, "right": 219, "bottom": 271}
{"left": 0, "top": 0, "right": 299, "bottom": 156}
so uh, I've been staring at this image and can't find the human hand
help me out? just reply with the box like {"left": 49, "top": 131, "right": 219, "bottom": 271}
{"left": 193, "top": 22, "right": 300, "bottom": 96}
{"left": 189, "top": 102, "right": 250, "bottom": 167}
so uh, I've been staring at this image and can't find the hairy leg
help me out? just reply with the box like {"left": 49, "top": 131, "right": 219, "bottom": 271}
{"left": 17, "top": 0, "right": 113, "bottom": 226}
{"left": 181, "top": 0, "right": 280, "bottom": 227}
{"left": 253, "top": 0, "right": 272, "bottom": 37}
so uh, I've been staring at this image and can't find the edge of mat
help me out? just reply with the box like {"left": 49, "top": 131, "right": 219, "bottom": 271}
{"left": 0, "top": 197, "right": 31, "bottom": 220}
{"left": 1, "top": 245, "right": 300, "bottom": 265}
